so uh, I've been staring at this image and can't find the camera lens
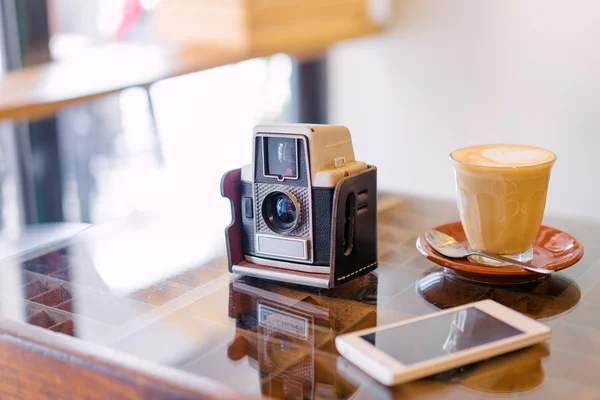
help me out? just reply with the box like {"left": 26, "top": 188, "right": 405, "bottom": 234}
{"left": 262, "top": 191, "right": 299, "bottom": 233}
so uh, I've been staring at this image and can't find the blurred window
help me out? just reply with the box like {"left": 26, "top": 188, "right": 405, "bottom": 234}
{"left": 45, "top": 0, "right": 293, "bottom": 224}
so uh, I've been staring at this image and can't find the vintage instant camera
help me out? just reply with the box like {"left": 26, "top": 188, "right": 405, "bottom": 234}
{"left": 221, "top": 124, "right": 378, "bottom": 288}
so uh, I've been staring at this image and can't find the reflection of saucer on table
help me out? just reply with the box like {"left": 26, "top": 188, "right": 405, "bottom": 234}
{"left": 416, "top": 221, "right": 584, "bottom": 285}
{"left": 417, "top": 267, "right": 581, "bottom": 321}
{"left": 459, "top": 343, "right": 550, "bottom": 394}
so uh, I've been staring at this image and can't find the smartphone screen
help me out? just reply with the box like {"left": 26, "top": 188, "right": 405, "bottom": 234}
{"left": 359, "top": 307, "right": 523, "bottom": 366}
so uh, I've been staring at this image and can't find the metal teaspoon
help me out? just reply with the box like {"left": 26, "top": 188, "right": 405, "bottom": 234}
{"left": 424, "top": 230, "right": 552, "bottom": 275}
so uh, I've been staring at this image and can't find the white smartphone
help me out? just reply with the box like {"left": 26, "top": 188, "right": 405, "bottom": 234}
{"left": 335, "top": 299, "right": 551, "bottom": 386}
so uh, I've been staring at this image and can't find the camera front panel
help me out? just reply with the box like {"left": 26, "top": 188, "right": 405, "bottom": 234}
{"left": 252, "top": 133, "right": 315, "bottom": 264}
{"left": 255, "top": 184, "right": 311, "bottom": 238}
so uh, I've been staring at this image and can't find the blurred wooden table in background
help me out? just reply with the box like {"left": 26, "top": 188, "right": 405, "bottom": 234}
{"left": 0, "top": 0, "right": 386, "bottom": 123}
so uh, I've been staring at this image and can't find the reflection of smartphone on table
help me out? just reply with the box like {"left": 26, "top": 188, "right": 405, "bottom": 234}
{"left": 335, "top": 300, "right": 551, "bottom": 386}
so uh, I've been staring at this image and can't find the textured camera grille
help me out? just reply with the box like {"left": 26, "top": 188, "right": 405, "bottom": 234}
{"left": 255, "top": 183, "right": 311, "bottom": 237}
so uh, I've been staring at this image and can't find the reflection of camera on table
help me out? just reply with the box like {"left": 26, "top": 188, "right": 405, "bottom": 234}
{"left": 227, "top": 277, "right": 377, "bottom": 399}
{"left": 221, "top": 124, "right": 378, "bottom": 288}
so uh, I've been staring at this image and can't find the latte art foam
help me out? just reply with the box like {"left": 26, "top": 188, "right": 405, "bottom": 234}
{"left": 451, "top": 144, "right": 555, "bottom": 167}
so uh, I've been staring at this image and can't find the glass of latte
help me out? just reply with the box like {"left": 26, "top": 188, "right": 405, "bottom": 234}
{"left": 450, "top": 144, "right": 556, "bottom": 265}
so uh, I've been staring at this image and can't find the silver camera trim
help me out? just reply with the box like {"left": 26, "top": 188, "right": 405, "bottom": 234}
{"left": 244, "top": 255, "right": 330, "bottom": 274}
{"left": 233, "top": 264, "right": 330, "bottom": 288}
{"left": 255, "top": 234, "right": 309, "bottom": 260}
{"left": 252, "top": 132, "right": 314, "bottom": 265}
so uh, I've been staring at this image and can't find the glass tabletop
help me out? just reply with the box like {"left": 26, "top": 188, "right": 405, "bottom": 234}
{"left": 0, "top": 193, "right": 598, "bottom": 399}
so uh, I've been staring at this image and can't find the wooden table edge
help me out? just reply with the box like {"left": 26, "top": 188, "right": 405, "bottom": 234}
{"left": 0, "top": 316, "right": 267, "bottom": 399}
{"left": 0, "top": 26, "right": 382, "bottom": 123}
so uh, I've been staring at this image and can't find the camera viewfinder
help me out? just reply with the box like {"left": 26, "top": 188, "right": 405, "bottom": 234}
{"left": 264, "top": 137, "right": 298, "bottom": 180}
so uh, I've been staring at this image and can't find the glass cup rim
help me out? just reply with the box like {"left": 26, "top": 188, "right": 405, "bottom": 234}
{"left": 449, "top": 144, "right": 557, "bottom": 169}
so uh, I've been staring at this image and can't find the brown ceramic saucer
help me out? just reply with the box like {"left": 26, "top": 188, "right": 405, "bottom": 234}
{"left": 416, "top": 221, "right": 584, "bottom": 285}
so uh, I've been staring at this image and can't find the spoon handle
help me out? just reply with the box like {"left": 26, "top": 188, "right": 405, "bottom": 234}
{"left": 471, "top": 250, "right": 553, "bottom": 275}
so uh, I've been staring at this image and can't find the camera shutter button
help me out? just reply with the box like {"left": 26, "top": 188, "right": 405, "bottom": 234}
{"left": 243, "top": 197, "right": 253, "bottom": 218}
{"left": 334, "top": 157, "right": 346, "bottom": 168}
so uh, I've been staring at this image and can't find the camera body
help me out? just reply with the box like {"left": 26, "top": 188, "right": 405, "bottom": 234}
{"left": 221, "top": 124, "right": 378, "bottom": 288}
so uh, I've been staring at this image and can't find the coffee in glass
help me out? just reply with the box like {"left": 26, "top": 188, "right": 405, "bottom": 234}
{"left": 450, "top": 144, "right": 556, "bottom": 265}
